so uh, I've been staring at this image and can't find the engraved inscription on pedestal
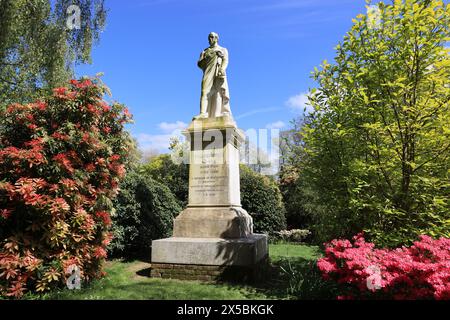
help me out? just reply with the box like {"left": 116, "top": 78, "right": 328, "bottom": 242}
{"left": 189, "top": 148, "right": 229, "bottom": 205}
{"left": 190, "top": 163, "right": 228, "bottom": 204}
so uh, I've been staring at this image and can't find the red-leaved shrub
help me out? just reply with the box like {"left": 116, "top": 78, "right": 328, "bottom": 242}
{"left": 0, "top": 78, "right": 132, "bottom": 298}
{"left": 317, "top": 234, "right": 450, "bottom": 300}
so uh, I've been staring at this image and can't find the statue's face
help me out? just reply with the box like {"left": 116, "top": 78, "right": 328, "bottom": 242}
{"left": 208, "top": 33, "right": 218, "bottom": 46}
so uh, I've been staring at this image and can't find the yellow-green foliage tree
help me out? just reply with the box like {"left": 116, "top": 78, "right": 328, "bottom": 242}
{"left": 298, "top": 0, "right": 450, "bottom": 247}
{"left": 141, "top": 154, "right": 189, "bottom": 207}
{"left": 0, "top": 0, "right": 106, "bottom": 108}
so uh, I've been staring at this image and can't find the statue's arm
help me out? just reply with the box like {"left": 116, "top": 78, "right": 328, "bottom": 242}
{"left": 197, "top": 50, "right": 206, "bottom": 70}
{"left": 221, "top": 48, "right": 229, "bottom": 71}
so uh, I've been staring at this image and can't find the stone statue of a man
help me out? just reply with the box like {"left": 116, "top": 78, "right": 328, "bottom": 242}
{"left": 196, "top": 32, "right": 231, "bottom": 119}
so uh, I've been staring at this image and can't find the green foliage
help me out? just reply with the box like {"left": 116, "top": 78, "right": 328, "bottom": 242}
{"left": 276, "top": 259, "right": 338, "bottom": 299}
{"left": 268, "top": 244, "right": 337, "bottom": 299}
{"left": 275, "top": 229, "right": 311, "bottom": 243}
{"left": 279, "top": 124, "right": 311, "bottom": 230}
{"left": 240, "top": 165, "right": 287, "bottom": 236}
{"left": 278, "top": 165, "right": 310, "bottom": 229}
{"left": 296, "top": 0, "right": 450, "bottom": 246}
{"left": 140, "top": 154, "right": 189, "bottom": 207}
{"left": 122, "top": 135, "right": 142, "bottom": 172}
{"left": 109, "top": 171, "right": 182, "bottom": 259}
{"left": 0, "top": 0, "right": 106, "bottom": 109}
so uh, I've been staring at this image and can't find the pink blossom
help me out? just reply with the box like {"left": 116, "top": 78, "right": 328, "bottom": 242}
{"left": 317, "top": 234, "right": 450, "bottom": 300}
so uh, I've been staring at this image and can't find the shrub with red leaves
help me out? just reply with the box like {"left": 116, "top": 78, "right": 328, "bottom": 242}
{"left": 317, "top": 234, "right": 450, "bottom": 300}
{"left": 0, "top": 78, "right": 132, "bottom": 298}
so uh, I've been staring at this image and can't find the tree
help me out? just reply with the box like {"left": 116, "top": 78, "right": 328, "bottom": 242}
{"left": 298, "top": 0, "right": 450, "bottom": 246}
{"left": 0, "top": 0, "right": 106, "bottom": 109}
{"left": 140, "top": 147, "right": 160, "bottom": 163}
{"left": 123, "top": 135, "right": 142, "bottom": 171}
{"left": 278, "top": 165, "right": 310, "bottom": 229}
{"left": 240, "top": 138, "right": 273, "bottom": 175}
{"left": 141, "top": 154, "right": 189, "bottom": 207}
{"left": 279, "top": 122, "right": 311, "bottom": 229}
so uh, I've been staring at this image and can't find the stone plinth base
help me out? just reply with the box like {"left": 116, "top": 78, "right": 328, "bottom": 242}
{"left": 151, "top": 235, "right": 267, "bottom": 267}
{"left": 173, "top": 206, "right": 253, "bottom": 238}
{"left": 150, "top": 258, "right": 269, "bottom": 282}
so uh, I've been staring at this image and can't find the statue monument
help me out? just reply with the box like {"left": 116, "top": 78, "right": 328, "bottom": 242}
{"left": 196, "top": 32, "right": 231, "bottom": 119}
{"left": 151, "top": 33, "right": 268, "bottom": 282}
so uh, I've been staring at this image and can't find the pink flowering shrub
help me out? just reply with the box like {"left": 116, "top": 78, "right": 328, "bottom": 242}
{"left": 317, "top": 234, "right": 450, "bottom": 300}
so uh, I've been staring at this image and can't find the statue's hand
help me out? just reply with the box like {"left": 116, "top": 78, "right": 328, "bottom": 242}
{"left": 205, "top": 50, "right": 215, "bottom": 57}
{"left": 216, "top": 50, "right": 224, "bottom": 58}
{"left": 217, "top": 68, "right": 225, "bottom": 77}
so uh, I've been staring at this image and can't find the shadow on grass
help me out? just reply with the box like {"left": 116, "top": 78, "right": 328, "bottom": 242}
{"left": 136, "top": 267, "right": 151, "bottom": 277}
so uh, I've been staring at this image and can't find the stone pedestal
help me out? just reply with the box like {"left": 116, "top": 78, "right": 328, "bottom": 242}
{"left": 152, "top": 235, "right": 267, "bottom": 266}
{"left": 151, "top": 115, "right": 268, "bottom": 281}
{"left": 173, "top": 207, "right": 252, "bottom": 239}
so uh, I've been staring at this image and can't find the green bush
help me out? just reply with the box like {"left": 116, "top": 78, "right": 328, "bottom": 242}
{"left": 240, "top": 165, "right": 287, "bottom": 237}
{"left": 109, "top": 171, "right": 181, "bottom": 259}
{"left": 278, "top": 165, "right": 311, "bottom": 229}
{"left": 275, "top": 229, "right": 311, "bottom": 243}
{"left": 141, "top": 154, "right": 189, "bottom": 207}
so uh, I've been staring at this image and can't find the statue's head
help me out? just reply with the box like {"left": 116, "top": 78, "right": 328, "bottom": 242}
{"left": 208, "top": 32, "right": 219, "bottom": 46}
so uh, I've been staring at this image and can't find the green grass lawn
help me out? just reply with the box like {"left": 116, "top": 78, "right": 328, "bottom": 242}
{"left": 31, "top": 243, "right": 323, "bottom": 300}
{"left": 269, "top": 243, "right": 321, "bottom": 261}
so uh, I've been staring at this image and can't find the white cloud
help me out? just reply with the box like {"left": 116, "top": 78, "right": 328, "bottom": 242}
{"left": 235, "top": 107, "right": 283, "bottom": 120}
{"left": 265, "top": 121, "right": 286, "bottom": 130}
{"left": 286, "top": 92, "right": 308, "bottom": 110}
{"left": 158, "top": 121, "right": 187, "bottom": 133}
{"left": 286, "top": 92, "right": 314, "bottom": 115}
{"left": 136, "top": 133, "right": 173, "bottom": 152}
{"left": 135, "top": 120, "right": 187, "bottom": 154}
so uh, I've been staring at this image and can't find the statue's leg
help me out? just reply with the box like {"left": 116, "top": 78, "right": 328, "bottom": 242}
{"left": 214, "top": 93, "right": 222, "bottom": 117}
{"left": 212, "top": 79, "right": 226, "bottom": 118}
{"left": 215, "top": 77, "right": 230, "bottom": 116}
{"left": 221, "top": 88, "right": 231, "bottom": 115}
{"left": 200, "top": 91, "right": 208, "bottom": 116}
{"left": 208, "top": 91, "right": 218, "bottom": 118}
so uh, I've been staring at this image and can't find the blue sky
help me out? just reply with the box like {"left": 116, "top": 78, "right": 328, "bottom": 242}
{"left": 75, "top": 0, "right": 369, "bottom": 154}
